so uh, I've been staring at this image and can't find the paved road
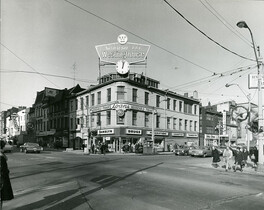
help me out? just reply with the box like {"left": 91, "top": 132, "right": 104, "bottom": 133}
{"left": 2, "top": 151, "right": 264, "bottom": 210}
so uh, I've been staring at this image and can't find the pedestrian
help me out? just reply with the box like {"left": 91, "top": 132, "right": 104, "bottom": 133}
{"left": 251, "top": 146, "right": 258, "bottom": 170}
{"left": 242, "top": 148, "right": 249, "bottom": 167}
{"left": 91, "top": 143, "right": 95, "bottom": 154}
{"left": 0, "top": 140, "right": 14, "bottom": 208}
{"left": 233, "top": 147, "right": 244, "bottom": 172}
{"left": 211, "top": 146, "right": 221, "bottom": 168}
{"left": 223, "top": 146, "right": 233, "bottom": 172}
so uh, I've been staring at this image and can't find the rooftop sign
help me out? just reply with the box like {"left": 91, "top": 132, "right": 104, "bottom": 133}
{"left": 95, "top": 34, "right": 150, "bottom": 64}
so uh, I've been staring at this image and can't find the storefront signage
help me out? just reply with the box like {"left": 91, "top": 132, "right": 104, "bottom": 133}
{"left": 126, "top": 129, "right": 142, "bottom": 135}
{"left": 95, "top": 36, "right": 150, "bottom": 64}
{"left": 111, "top": 104, "right": 131, "bottom": 110}
{"left": 172, "top": 133, "right": 184, "bottom": 137}
{"left": 147, "top": 131, "right": 169, "bottom": 136}
{"left": 186, "top": 133, "right": 198, "bottom": 138}
{"left": 204, "top": 134, "right": 218, "bottom": 139}
{"left": 98, "top": 129, "right": 114, "bottom": 135}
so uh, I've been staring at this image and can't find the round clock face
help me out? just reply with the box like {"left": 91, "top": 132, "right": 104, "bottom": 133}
{"left": 117, "top": 34, "right": 128, "bottom": 45}
{"left": 116, "top": 60, "right": 129, "bottom": 74}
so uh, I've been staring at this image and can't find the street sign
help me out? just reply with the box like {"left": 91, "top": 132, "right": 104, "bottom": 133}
{"left": 248, "top": 74, "right": 264, "bottom": 89}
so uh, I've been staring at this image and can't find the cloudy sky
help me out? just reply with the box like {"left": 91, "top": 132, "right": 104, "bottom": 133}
{"left": 1, "top": 0, "right": 264, "bottom": 111}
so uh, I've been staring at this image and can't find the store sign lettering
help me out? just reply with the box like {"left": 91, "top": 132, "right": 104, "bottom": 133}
{"left": 172, "top": 133, "right": 184, "bottom": 137}
{"left": 111, "top": 104, "right": 131, "bottom": 110}
{"left": 126, "top": 129, "right": 142, "bottom": 135}
{"left": 98, "top": 129, "right": 114, "bottom": 135}
{"left": 187, "top": 133, "right": 198, "bottom": 138}
{"left": 147, "top": 131, "right": 169, "bottom": 136}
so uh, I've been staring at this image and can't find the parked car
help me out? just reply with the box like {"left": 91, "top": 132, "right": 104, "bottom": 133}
{"left": 3, "top": 142, "right": 13, "bottom": 153}
{"left": 189, "top": 146, "right": 212, "bottom": 157}
{"left": 20, "top": 142, "right": 43, "bottom": 153}
{"left": 175, "top": 145, "right": 196, "bottom": 156}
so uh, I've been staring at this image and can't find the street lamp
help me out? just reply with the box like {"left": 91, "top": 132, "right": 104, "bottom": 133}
{"left": 237, "top": 21, "right": 264, "bottom": 165}
{"left": 225, "top": 83, "right": 251, "bottom": 151}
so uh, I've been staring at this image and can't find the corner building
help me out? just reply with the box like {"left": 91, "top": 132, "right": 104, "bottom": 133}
{"left": 75, "top": 73, "right": 200, "bottom": 152}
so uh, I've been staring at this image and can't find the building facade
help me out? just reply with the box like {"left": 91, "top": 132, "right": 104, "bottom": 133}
{"left": 73, "top": 73, "right": 200, "bottom": 152}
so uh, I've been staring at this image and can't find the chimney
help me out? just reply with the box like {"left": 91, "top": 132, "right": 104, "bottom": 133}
{"left": 193, "top": 90, "right": 198, "bottom": 99}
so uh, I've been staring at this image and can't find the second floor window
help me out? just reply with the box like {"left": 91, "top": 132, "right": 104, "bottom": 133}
{"left": 144, "top": 113, "right": 149, "bottom": 127}
{"left": 107, "top": 88, "right": 111, "bottom": 102}
{"left": 167, "top": 98, "right": 170, "bottom": 109}
{"left": 156, "top": 115, "right": 160, "bottom": 128}
{"left": 97, "top": 92, "right": 101, "bottom": 105}
{"left": 145, "top": 92, "right": 149, "bottom": 105}
{"left": 194, "top": 121, "right": 197, "bottom": 131}
{"left": 132, "top": 111, "right": 137, "bottom": 126}
{"left": 185, "top": 120, "right": 188, "bottom": 131}
{"left": 107, "top": 111, "right": 111, "bottom": 125}
{"left": 76, "top": 99, "right": 78, "bottom": 110}
{"left": 86, "top": 95, "right": 89, "bottom": 107}
{"left": 179, "top": 119, "right": 182, "bottom": 130}
{"left": 190, "top": 120, "right": 193, "bottom": 131}
{"left": 132, "top": 88, "right": 137, "bottom": 102}
{"left": 173, "top": 118, "right": 177, "bottom": 130}
{"left": 179, "top": 101, "right": 183, "bottom": 112}
{"left": 97, "top": 113, "right": 101, "bottom": 126}
{"left": 167, "top": 117, "right": 170, "bottom": 129}
{"left": 91, "top": 94, "right": 95, "bottom": 106}
{"left": 156, "top": 95, "right": 160, "bottom": 107}
{"left": 117, "top": 86, "right": 125, "bottom": 100}
{"left": 81, "top": 97, "right": 84, "bottom": 110}
{"left": 173, "top": 100, "right": 177, "bottom": 111}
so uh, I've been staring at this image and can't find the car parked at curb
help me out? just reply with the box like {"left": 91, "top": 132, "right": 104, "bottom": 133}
{"left": 20, "top": 142, "right": 43, "bottom": 153}
{"left": 189, "top": 146, "right": 213, "bottom": 157}
{"left": 175, "top": 145, "right": 197, "bottom": 156}
{"left": 3, "top": 142, "right": 13, "bottom": 153}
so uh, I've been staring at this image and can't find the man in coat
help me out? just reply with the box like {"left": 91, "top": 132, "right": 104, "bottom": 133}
{"left": 0, "top": 140, "right": 14, "bottom": 207}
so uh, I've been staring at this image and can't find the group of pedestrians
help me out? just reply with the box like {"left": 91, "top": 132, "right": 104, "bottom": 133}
{"left": 212, "top": 145, "right": 259, "bottom": 172}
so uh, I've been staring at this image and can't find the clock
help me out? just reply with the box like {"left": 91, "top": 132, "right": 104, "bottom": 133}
{"left": 116, "top": 60, "right": 130, "bottom": 74}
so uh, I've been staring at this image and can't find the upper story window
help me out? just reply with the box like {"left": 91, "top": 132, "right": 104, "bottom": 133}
{"left": 132, "top": 88, "right": 137, "bottom": 102}
{"left": 156, "top": 95, "right": 160, "bottom": 107}
{"left": 167, "top": 117, "right": 171, "bottom": 129}
{"left": 70, "top": 101, "right": 74, "bottom": 112}
{"left": 91, "top": 94, "right": 95, "bottom": 106}
{"left": 117, "top": 86, "right": 125, "bottom": 100}
{"left": 80, "top": 97, "right": 84, "bottom": 110}
{"left": 173, "top": 100, "right": 177, "bottom": 111}
{"left": 132, "top": 111, "right": 137, "bottom": 126}
{"left": 194, "top": 105, "right": 197, "bottom": 115}
{"left": 167, "top": 98, "right": 170, "bottom": 110}
{"left": 179, "top": 119, "right": 183, "bottom": 130}
{"left": 185, "top": 120, "right": 188, "bottom": 131}
{"left": 179, "top": 101, "right": 183, "bottom": 112}
{"left": 194, "top": 121, "right": 197, "bottom": 131}
{"left": 76, "top": 99, "right": 78, "bottom": 110}
{"left": 97, "top": 113, "right": 101, "bottom": 126}
{"left": 106, "top": 111, "right": 111, "bottom": 125}
{"left": 190, "top": 120, "right": 193, "bottom": 131}
{"left": 156, "top": 115, "right": 160, "bottom": 128}
{"left": 145, "top": 92, "right": 149, "bottom": 105}
{"left": 97, "top": 91, "right": 101, "bottom": 105}
{"left": 173, "top": 118, "right": 177, "bottom": 130}
{"left": 144, "top": 113, "right": 149, "bottom": 127}
{"left": 107, "top": 88, "right": 111, "bottom": 102}
{"left": 86, "top": 96, "right": 89, "bottom": 107}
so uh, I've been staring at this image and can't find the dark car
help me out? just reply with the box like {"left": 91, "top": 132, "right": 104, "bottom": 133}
{"left": 20, "top": 142, "right": 43, "bottom": 153}
{"left": 189, "top": 146, "right": 213, "bottom": 157}
{"left": 175, "top": 145, "right": 195, "bottom": 156}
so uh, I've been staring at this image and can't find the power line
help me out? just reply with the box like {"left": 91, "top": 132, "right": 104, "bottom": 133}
{"left": 64, "top": 0, "right": 215, "bottom": 74}
{"left": 163, "top": 0, "right": 256, "bottom": 62}
{"left": 200, "top": 0, "right": 252, "bottom": 47}
{"left": 0, "top": 69, "right": 97, "bottom": 84}
{"left": 0, "top": 43, "right": 59, "bottom": 88}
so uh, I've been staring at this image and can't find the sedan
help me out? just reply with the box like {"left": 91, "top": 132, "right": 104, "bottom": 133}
{"left": 3, "top": 142, "right": 13, "bottom": 153}
{"left": 20, "top": 142, "right": 43, "bottom": 153}
{"left": 175, "top": 145, "right": 196, "bottom": 156}
{"left": 189, "top": 146, "right": 212, "bottom": 157}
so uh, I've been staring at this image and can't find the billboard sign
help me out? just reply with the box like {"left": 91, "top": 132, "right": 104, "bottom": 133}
{"left": 95, "top": 35, "right": 150, "bottom": 64}
{"left": 248, "top": 74, "right": 264, "bottom": 89}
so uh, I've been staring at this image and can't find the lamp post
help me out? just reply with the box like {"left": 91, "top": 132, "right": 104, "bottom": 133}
{"left": 237, "top": 21, "right": 264, "bottom": 165}
{"left": 225, "top": 83, "right": 251, "bottom": 151}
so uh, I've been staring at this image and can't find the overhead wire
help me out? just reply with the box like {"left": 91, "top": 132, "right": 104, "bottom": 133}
{"left": 0, "top": 43, "right": 60, "bottom": 88}
{"left": 163, "top": 0, "right": 255, "bottom": 62}
{"left": 64, "top": 0, "right": 215, "bottom": 74}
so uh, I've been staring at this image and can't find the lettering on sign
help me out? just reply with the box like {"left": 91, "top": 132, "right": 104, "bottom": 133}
{"left": 186, "top": 133, "right": 198, "bottom": 138}
{"left": 111, "top": 104, "right": 131, "bottom": 110}
{"left": 126, "top": 129, "right": 142, "bottom": 135}
{"left": 98, "top": 129, "right": 114, "bottom": 135}
{"left": 147, "top": 131, "right": 169, "bottom": 136}
{"left": 172, "top": 133, "right": 184, "bottom": 137}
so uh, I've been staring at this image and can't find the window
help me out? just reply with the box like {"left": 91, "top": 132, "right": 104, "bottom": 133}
{"left": 91, "top": 94, "right": 95, "bottom": 106}
{"left": 70, "top": 118, "right": 73, "bottom": 129}
{"left": 76, "top": 99, "right": 78, "bottom": 110}
{"left": 132, "top": 111, "right": 137, "bottom": 126}
{"left": 145, "top": 92, "right": 149, "bottom": 105}
{"left": 117, "top": 86, "right": 125, "bottom": 100}
{"left": 179, "top": 101, "right": 183, "bottom": 112}
{"left": 107, "top": 111, "right": 111, "bottom": 125}
{"left": 190, "top": 120, "right": 193, "bottom": 131}
{"left": 156, "top": 115, "right": 160, "bottom": 128}
{"left": 194, "top": 121, "right": 197, "bottom": 131}
{"left": 145, "top": 113, "right": 149, "bottom": 127}
{"left": 80, "top": 97, "right": 84, "bottom": 110}
{"left": 179, "top": 119, "right": 183, "bottom": 130}
{"left": 194, "top": 105, "right": 197, "bottom": 115}
{"left": 97, "top": 92, "right": 101, "bottom": 105}
{"left": 97, "top": 113, "right": 101, "bottom": 126}
{"left": 70, "top": 101, "right": 74, "bottom": 112}
{"left": 167, "top": 98, "right": 170, "bottom": 109}
{"left": 167, "top": 117, "right": 171, "bottom": 129}
{"left": 173, "top": 100, "right": 177, "bottom": 111}
{"left": 173, "top": 118, "right": 177, "bottom": 130}
{"left": 206, "top": 126, "right": 214, "bottom": 134}
{"left": 107, "top": 88, "right": 111, "bottom": 102}
{"left": 132, "top": 88, "right": 137, "bottom": 102}
{"left": 80, "top": 117, "right": 84, "bottom": 128}
{"left": 185, "top": 120, "right": 188, "bottom": 131}
{"left": 86, "top": 96, "right": 89, "bottom": 107}
{"left": 156, "top": 95, "right": 160, "bottom": 107}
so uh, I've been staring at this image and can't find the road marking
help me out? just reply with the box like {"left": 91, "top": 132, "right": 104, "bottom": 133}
{"left": 256, "top": 193, "right": 263, "bottom": 197}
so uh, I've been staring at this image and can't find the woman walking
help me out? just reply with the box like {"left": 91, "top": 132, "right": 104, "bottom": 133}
{"left": 211, "top": 146, "right": 221, "bottom": 168}
{"left": 1, "top": 140, "right": 14, "bottom": 208}
{"left": 223, "top": 146, "right": 233, "bottom": 172}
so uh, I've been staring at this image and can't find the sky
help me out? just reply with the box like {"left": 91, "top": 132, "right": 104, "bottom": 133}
{"left": 1, "top": 0, "right": 264, "bottom": 112}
